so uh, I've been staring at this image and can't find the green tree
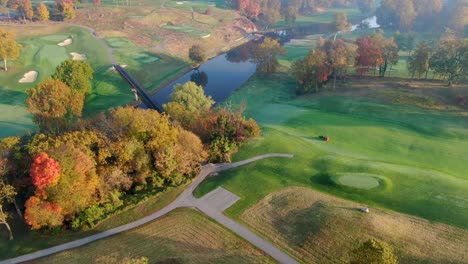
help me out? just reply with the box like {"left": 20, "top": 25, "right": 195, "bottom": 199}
{"left": 0, "top": 181, "right": 16, "bottom": 240}
{"left": 0, "top": 28, "right": 21, "bottom": 71}
{"left": 52, "top": 59, "right": 94, "bottom": 96}
{"left": 349, "top": 238, "right": 398, "bottom": 264}
{"left": 430, "top": 37, "right": 467, "bottom": 85}
{"left": 188, "top": 45, "right": 205, "bottom": 65}
{"left": 393, "top": 31, "right": 415, "bottom": 55}
{"left": 164, "top": 81, "right": 214, "bottom": 127}
{"left": 252, "top": 37, "right": 286, "bottom": 74}
{"left": 26, "top": 78, "right": 84, "bottom": 133}
{"left": 407, "top": 41, "right": 431, "bottom": 79}
{"left": 36, "top": 1, "right": 50, "bottom": 21}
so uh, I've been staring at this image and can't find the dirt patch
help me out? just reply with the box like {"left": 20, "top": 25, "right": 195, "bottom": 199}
{"left": 58, "top": 38, "right": 72, "bottom": 46}
{"left": 18, "top": 70, "right": 38, "bottom": 83}
{"left": 241, "top": 187, "right": 468, "bottom": 264}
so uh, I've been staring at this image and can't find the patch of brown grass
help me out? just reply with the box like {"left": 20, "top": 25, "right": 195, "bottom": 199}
{"left": 241, "top": 187, "right": 468, "bottom": 264}
{"left": 30, "top": 208, "right": 274, "bottom": 264}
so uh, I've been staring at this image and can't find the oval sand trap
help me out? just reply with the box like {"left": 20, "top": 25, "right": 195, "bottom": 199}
{"left": 58, "top": 38, "right": 72, "bottom": 46}
{"left": 19, "top": 70, "right": 38, "bottom": 83}
{"left": 334, "top": 173, "right": 381, "bottom": 190}
{"left": 70, "top": 52, "right": 87, "bottom": 60}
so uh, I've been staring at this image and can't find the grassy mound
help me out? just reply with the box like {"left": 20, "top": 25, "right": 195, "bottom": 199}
{"left": 240, "top": 187, "right": 468, "bottom": 264}
{"left": 32, "top": 209, "right": 274, "bottom": 264}
{"left": 331, "top": 173, "right": 382, "bottom": 190}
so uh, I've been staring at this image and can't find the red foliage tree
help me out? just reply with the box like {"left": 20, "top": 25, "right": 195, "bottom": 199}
{"left": 93, "top": 0, "right": 101, "bottom": 7}
{"left": 355, "top": 36, "right": 383, "bottom": 75}
{"left": 245, "top": 0, "right": 260, "bottom": 17}
{"left": 30, "top": 152, "right": 61, "bottom": 193}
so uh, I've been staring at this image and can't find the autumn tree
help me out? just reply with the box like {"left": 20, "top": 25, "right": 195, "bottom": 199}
{"left": 36, "top": 2, "right": 50, "bottom": 21}
{"left": 55, "top": 0, "right": 75, "bottom": 20}
{"left": 188, "top": 45, "right": 205, "bottom": 65}
{"left": 376, "top": 0, "right": 416, "bottom": 31}
{"left": 252, "top": 37, "right": 286, "bottom": 74}
{"left": 24, "top": 196, "right": 63, "bottom": 229}
{"left": 282, "top": 4, "right": 298, "bottom": 26}
{"left": 52, "top": 59, "right": 94, "bottom": 96}
{"left": 30, "top": 152, "right": 61, "bottom": 193}
{"left": 18, "top": 0, "right": 33, "bottom": 20}
{"left": 358, "top": 0, "right": 375, "bottom": 13}
{"left": 0, "top": 181, "right": 16, "bottom": 240}
{"left": 0, "top": 28, "right": 21, "bottom": 71}
{"left": 350, "top": 239, "right": 398, "bottom": 264}
{"left": 26, "top": 78, "right": 84, "bottom": 133}
{"left": 447, "top": 0, "right": 467, "bottom": 34}
{"left": 355, "top": 35, "right": 383, "bottom": 76}
{"left": 259, "top": 0, "right": 281, "bottom": 29}
{"left": 291, "top": 49, "right": 329, "bottom": 93}
{"left": 324, "top": 38, "right": 353, "bottom": 89}
{"left": 93, "top": 0, "right": 101, "bottom": 7}
{"left": 372, "top": 30, "right": 399, "bottom": 77}
{"left": 407, "top": 41, "right": 431, "bottom": 79}
{"left": 333, "top": 12, "right": 351, "bottom": 39}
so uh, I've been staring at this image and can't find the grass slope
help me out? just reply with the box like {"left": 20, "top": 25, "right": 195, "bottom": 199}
{"left": 195, "top": 74, "right": 468, "bottom": 229}
{"left": 241, "top": 187, "right": 468, "bottom": 264}
{"left": 29, "top": 209, "right": 274, "bottom": 264}
{"left": 0, "top": 25, "right": 189, "bottom": 137}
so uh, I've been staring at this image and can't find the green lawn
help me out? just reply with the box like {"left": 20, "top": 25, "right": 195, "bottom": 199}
{"left": 195, "top": 74, "right": 468, "bottom": 229}
{"left": 274, "top": 7, "right": 368, "bottom": 28}
{"left": 0, "top": 27, "right": 189, "bottom": 135}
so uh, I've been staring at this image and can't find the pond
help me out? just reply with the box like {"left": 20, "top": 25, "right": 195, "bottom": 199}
{"left": 149, "top": 16, "right": 379, "bottom": 109}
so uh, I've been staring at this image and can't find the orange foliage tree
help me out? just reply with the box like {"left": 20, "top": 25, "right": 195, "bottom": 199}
{"left": 24, "top": 196, "right": 63, "bottom": 230}
{"left": 30, "top": 152, "right": 61, "bottom": 194}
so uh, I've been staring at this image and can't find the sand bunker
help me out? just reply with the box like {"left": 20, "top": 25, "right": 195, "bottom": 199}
{"left": 58, "top": 38, "right": 72, "bottom": 46}
{"left": 18, "top": 71, "right": 38, "bottom": 83}
{"left": 70, "top": 52, "right": 87, "bottom": 60}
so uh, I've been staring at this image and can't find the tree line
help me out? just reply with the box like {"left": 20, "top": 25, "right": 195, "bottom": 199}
{"left": 376, "top": 0, "right": 466, "bottom": 33}
{"left": 290, "top": 32, "right": 466, "bottom": 93}
{"left": 228, "top": 0, "right": 373, "bottom": 29}
{"left": 0, "top": 0, "right": 77, "bottom": 21}
{"left": 0, "top": 59, "right": 259, "bottom": 238}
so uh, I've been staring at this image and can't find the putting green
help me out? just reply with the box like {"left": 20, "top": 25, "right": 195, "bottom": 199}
{"left": 332, "top": 173, "right": 381, "bottom": 189}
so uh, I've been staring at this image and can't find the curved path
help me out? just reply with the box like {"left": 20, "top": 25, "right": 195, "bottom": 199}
{"left": 1, "top": 153, "right": 298, "bottom": 264}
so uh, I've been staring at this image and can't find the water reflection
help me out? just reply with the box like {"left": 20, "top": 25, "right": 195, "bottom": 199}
{"left": 190, "top": 70, "right": 209, "bottom": 87}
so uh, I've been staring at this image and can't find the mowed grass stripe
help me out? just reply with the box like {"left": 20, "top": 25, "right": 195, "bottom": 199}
{"left": 240, "top": 187, "right": 468, "bottom": 264}
{"left": 29, "top": 209, "right": 274, "bottom": 264}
